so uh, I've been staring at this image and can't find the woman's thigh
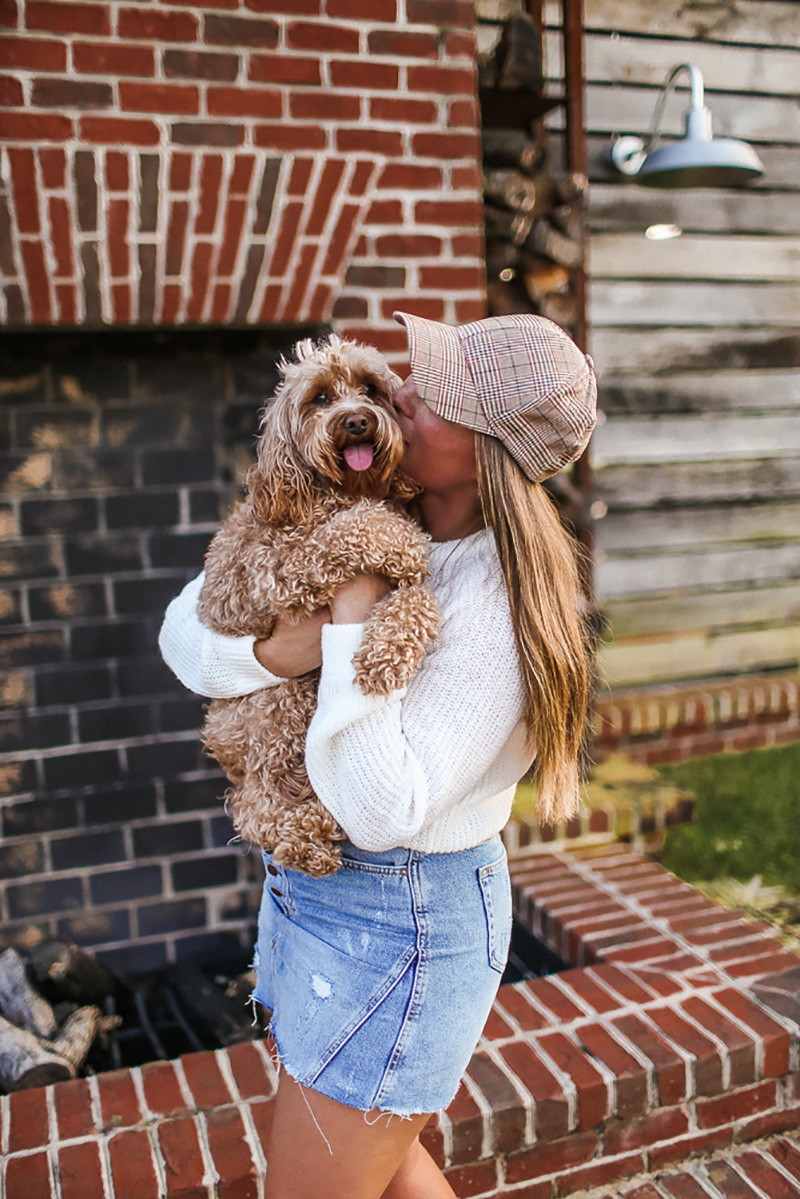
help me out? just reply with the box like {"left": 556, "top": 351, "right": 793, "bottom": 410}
{"left": 264, "top": 1073, "right": 432, "bottom": 1199}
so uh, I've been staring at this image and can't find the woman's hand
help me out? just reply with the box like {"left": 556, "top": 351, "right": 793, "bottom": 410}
{"left": 330, "top": 574, "right": 390, "bottom": 625}
{"left": 253, "top": 609, "right": 331, "bottom": 677}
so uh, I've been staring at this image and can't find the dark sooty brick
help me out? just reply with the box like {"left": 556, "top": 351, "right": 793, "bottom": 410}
{"left": 0, "top": 839, "right": 45, "bottom": 878}
{"left": 105, "top": 491, "right": 180, "bottom": 530}
{"left": 157, "top": 696, "right": 206, "bottom": 734}
{"left": 136, "top": 357, "right": 227, "bottom": 405}
{"left": 148, "top": 532, "right": 212, "bottom": 571}
{"left": 210, "top": 813, "right": 236, "bottom": 848}
{"left": 99, "top": 940, "right": 168, "bottom": 977}
{"left": 35, "top": 663, "right": 113, "bottom": 707}
{"left": 70, "top": 619, "right": 150, "bottom": 661}
{"left": 90, "top": 864, "right": 163, "bottom": 905}
{"left": 102, "top": 406, "right": 185, "bottom": 447}
{"left": 64, "top": 535, "right": 144, "bottom": 576}
{"left": 171, "top": 854, "right": 237, "bottom": 892}
{"left": 43, "top": 748, "right": 120, "bottom": 791}
{"left": 141, "top": 448, "right": 217, "bottom": 487}
{"left": 126, "top": 738, "right": 201, "bottom": 780}
{"left": 117, "top": 653, "right": 186, "bottom": 697}
{"left": 7, "top": 876, "right": 83, "bottom": 918}
{"left": 133, "top": 818, "right": 204, "bottom": 858}
{"left": 188, "top": 488, "right": 224, "bottom": 524}
{"left": 78, "top": 702, "right": 155, "bottom": 744}
{"left": 83, "top": 783, "right": 157, "bottom": 826}
{"left": 50, "top": 828, "right": 127, "bottom": 871}
{"left": 28, "top": 582, "right": 108, "bottom": 622}
{"left": 172, "top": 930, "right": 247, "bottom": 966}
{"left": 137, "top": 896, "right": 207, "bottom": 936}
{"left": 0, "top": 711, "right": 72, "bottom": 753}
{"left": 163, "top": 775, "right": 226, "bottom": 813}
{"left": 53, "top": 449, "right": 136, "bottom": 490}
{"left": 0, "top": 758, "right": 38, "bottom": 799}
{"left": 0, "top": 629, "right": 65, "bottom": 669}
{"left": 54, "top": 357, "right": 132, "bottom": 404}
{"left": 113, "top": 575, "right": 193, "bottom": 616}
{"left": 57, "top": 908, "right": 131, "bottom": 947}
{"left": 0, "top": 587, "right": 23, "bottom": 625}
{"left": 2, "top": 795, "right": 78, "bottom": 837}
{"left": 20, "top": 497, "right": 99, "bottom": 536}
{"left": 0, "top": 540, "right": 60, "bottom": 583}
{"left": 15, "top": 409, "right": 96, "bottom": 450}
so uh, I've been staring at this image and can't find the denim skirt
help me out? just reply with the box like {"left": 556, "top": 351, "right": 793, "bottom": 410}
{"left": 251, "top": 834, "right": 512, "bottom": 1116}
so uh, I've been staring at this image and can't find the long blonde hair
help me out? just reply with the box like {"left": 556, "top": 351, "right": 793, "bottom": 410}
{"left": 476, "top": 435, "right": 590, "bottom": 823}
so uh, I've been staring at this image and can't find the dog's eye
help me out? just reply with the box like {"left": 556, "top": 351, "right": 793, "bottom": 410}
{"left": 312, "top": 392, "right": 330, "bottom": 406}
{"left": 363, "top": 383, "right": 377, "bottom": 398}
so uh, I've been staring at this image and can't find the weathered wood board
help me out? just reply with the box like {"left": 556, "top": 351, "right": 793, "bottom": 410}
{"left": 596, "top": 372, "right": 800, "bottom": 416}
{"left": 596, "top": 499, "right": 800, "bottom": 554}
{"left": 604, "top": 581, "right": 800, "bottom": 639}
{"left": 590, "top": 281, "right": 800, "bottom": 328}
{"left": 589, "top": 236, "right": 800, "bottom": 283}
{"left": 596, "top": 542, "right": 800, "bottom": 599}
{"left": 595, "top": 456, "right": 800, "bottom": 509}
{"left": 599, "top": 624, "right": 800, "bottom": 688}
{"left": 589, "top": 329, "right": 800, "bottom": 375}
{"left": 592, "top": 414, "right": 800, "bottom": 466}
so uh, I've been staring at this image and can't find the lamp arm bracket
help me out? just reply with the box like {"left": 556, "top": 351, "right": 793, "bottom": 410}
{"left": 645, "top": 62, "right": 704, "bottom": 152}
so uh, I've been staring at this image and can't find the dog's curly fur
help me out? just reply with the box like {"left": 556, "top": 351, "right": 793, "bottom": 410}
{"left": 197, "top": 335, "right": 441, "bottom": 877}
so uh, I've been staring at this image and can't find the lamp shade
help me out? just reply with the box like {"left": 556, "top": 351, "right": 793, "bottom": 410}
{"left": 636, "top": 106, "right": 764, "bottom": 189}
{"left": 610, "top": 64, "right": 765, "bottom": 189}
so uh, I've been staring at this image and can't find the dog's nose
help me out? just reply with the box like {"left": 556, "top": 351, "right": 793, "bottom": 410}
{"left": 344, "top": 414, "right": 369, "bottom": 435}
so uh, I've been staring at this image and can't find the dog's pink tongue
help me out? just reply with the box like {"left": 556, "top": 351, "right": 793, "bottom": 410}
{"left": 343, "top": 443, "right": 374, "bottom": 471}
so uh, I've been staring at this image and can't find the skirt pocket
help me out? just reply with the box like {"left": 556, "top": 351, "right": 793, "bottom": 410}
{"left": 477, "top": 852, "right": 512, "bottom": 973}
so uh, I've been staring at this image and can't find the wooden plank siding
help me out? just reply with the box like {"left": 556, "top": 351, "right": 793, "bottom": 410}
{"left": 546, "top": 0, "right": 800, "bottom": 688}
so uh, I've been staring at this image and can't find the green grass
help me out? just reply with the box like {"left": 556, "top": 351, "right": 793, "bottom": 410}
{"left": 657, "top": 742, "right": 800, "bottom": 894}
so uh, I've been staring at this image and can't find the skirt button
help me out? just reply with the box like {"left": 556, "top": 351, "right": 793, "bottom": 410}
{"left": 270, "top": 887, "right": 282, "bottom": 897}
{"left": 267, "top": 864, "right": 278, "bottom": 876}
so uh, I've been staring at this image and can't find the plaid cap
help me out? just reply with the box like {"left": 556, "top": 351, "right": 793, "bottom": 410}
{"left": 394, "top": 311, "right": 598, "bottom": 482}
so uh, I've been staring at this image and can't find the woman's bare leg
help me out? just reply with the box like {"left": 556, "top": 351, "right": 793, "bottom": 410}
{"left": 380, "top": 1137, "right": 457, "bottom": 1198}
{"left": 264, "top": 1073, "right": 434, "bottom": 1199}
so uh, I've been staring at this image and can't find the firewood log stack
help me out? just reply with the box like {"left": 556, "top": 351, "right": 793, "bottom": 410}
{"left": 479, "top": 13, "right": 587, "bottom": 336}
{"left": 0, "top": 944, "right": 122, "bottom": 1091}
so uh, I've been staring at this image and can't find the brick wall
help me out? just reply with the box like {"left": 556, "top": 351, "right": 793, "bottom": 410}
{"left": 0, "top": 326, "right": 328, "bottom": 975}
{"left": 0, "top": 0, "right": 486, "bottom": 360}
{"left": 0, "top": 1, "right": 488, "bottom": 970}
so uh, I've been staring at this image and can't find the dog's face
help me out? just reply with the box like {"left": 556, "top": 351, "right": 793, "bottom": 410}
{"left": 251, "top": 336, "right": 417, "bottom": 524}
{"left": 281, "top": 337, "right": 403, "bottom": 497}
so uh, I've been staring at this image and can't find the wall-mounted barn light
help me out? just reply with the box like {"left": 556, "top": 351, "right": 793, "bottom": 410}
{"left": 611, "top": 62, "right": 764, "bottom": 188}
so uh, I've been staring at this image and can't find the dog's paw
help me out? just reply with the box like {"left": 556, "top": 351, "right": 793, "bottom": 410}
{"left": 352, "top": 585, "right": 441, "bottom": 696}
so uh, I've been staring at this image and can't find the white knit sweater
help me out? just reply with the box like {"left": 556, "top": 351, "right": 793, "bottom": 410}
{"left": 158, "top": 531, "right": 533, "bottom": 854}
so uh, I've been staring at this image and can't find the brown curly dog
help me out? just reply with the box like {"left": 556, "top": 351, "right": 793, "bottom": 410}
{"left": 197, "top": 335, "right": 441, "bottom": 877}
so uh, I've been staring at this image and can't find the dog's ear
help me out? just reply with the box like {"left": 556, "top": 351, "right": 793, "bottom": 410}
{"left": 387, "top": 469, "right": 423, "bottom": 506}
{"left": 248, "top": 406, "right": 317, "bottom": 526}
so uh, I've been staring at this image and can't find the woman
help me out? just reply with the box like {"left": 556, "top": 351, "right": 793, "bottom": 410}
{"left": 159, "top": 310, "right": 597, "bottom": 1199}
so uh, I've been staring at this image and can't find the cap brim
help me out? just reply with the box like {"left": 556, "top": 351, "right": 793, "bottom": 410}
{"left": 394, "top": 311, "right": 489, "bottom": 432}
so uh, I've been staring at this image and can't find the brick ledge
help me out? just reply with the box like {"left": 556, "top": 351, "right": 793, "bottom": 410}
{"left": 2, "top": 844, "right": 798, "bottom": 1198}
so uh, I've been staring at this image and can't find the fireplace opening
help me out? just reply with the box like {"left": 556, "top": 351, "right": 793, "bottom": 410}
{"left": 502, "top": 918, "right": 569, "bottom": 985}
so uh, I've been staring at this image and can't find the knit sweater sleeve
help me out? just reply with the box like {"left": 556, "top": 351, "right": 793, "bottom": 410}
{"left": 305, "top": 560, "right": 528, "bottom": 852}
{"left": 158, "top": 572, "right": 283, "bottom": 697}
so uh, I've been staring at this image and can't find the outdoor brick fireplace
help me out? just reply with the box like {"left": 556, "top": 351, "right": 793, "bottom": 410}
{"left": 1, "top": 0, "right": 486, "bottom": 974}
